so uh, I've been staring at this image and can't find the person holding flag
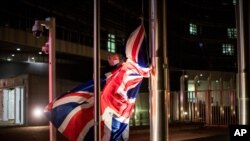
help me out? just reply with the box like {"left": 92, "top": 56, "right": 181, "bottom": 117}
{"left": 106, "top": 52, "right": 130, "bottom": 141}
{"left": 101, "top": 24, "right": 150, "bottom": 141}
{"left": 44, "top": 23, "right": 151, "bottom": 141}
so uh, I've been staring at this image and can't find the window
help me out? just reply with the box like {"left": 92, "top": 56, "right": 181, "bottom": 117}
{"left": 227, "top": 28, "right": 237, "bottom": 39}
{"left": 107, "top": 34, "right": 116, "bottom": 53}
{"left": 189, "top": 23, "right": 197, "bottom": 35}
{"left": 222, "top": 43, "right": 234, "bottom": 55}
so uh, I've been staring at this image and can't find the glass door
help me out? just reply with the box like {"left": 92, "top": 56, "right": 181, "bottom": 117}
{"left": 1, "top": 86, "right": 24, "bottom": 125}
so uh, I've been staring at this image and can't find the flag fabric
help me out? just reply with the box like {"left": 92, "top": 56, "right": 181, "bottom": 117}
{"left": 125, "top": 24, "right": 149, "bottom": 68}
{"left": 44, "top": 80, "right": 97, "bottom": 141}
{"left": 101, "top": 59, "right": 150, "bottom": 141}
{"left": 44, "top": 24, "right": 150, "bottom": 141}
{"left": 101, "top": 24, "right": 150, "bottom": 140}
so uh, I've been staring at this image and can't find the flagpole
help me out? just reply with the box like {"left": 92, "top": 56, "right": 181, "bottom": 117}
{"left": 149, "top": 0, "right": 169, "bottom": 141}
{"left": 48, "top": 17, "right": 57, "bottom": 141}
{"left": 94, "top": 0, "right": 101, "bottom": 140}
{"left": 32, "top": 17, "right": 57, "bottom": 141}
{"left": 236, "top": 0, "right": 250, "bottom": 125}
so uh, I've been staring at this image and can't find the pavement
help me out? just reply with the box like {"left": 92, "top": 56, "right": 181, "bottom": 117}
{"left": 129, "top": 124, "right": 230, "bottom": 141}
{"left": 0, "top": 123, "right": 230, "bottom": 141}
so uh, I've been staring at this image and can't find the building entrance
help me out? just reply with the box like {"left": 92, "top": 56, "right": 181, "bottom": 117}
{"left": 0, "top": 87, "right": 24, "bottom": 125}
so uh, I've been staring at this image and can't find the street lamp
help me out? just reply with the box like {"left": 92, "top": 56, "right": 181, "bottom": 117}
{"left": 32, "top": 17, "right": 56, "bottom": 141}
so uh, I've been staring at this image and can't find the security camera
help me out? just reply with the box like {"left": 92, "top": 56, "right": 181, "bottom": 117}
{"left": 32, "top": 20, "right": 43, "bottom": 38}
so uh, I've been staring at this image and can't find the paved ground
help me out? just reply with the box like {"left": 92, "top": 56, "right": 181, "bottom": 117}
{"left": 0, "top": 124, "right": 230, "bottom": 141}
{"left": 129, "top": 125, "right": 229, "bottom": 141}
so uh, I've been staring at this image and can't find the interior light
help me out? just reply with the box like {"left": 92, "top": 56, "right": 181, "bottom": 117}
{"left": 33, "top": 107, "right": 43, "bottom": 118}
{"left": 184, "top": 74, "right": 188, "bottom": 78}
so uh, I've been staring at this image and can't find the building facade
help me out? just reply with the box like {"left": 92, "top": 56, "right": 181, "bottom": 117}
{"left": 0, "top": 0, "right": 239, "bottom": 127}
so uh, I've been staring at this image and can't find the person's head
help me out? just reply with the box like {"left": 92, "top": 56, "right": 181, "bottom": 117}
{"left": 107, "top": 53, "right": 122, "bottom": 66}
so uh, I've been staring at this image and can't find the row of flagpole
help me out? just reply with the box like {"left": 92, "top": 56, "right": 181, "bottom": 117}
{"left": 44, "top": 0, "right": 169, "bottom": 140}
{"left": 92, "top": 0, "right": 250, "bottom": 140}
{"left": 40, "top": 0, "right": 250, "bottom": 140}
{"left": 94, "top": 0, "right": 170, "bottom": 140}
{"left": 93, "top": 0, "right": 169, "bottom": 140}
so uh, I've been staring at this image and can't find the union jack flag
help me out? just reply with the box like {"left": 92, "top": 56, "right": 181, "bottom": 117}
{"left": 44, "top": 24, "right": 150, "bottom": 141}
{"left": 44, "top": 80, "right": 98, "bottom": 141}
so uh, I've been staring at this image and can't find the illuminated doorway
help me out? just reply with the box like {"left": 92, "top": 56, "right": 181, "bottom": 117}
{"left": 1, "top": 87, "right": 24, "bottom": 125}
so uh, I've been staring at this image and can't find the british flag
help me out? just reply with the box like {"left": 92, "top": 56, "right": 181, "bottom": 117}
{"left": 44, "top": 24, "right": 150, "bottom": 141}
{"left": 44, "top": 80, "right": 98, "bottom": 141}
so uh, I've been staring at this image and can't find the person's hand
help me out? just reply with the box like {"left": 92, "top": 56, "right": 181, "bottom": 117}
{"left": 150, "top": 65, "right": 156, "bottom": 76}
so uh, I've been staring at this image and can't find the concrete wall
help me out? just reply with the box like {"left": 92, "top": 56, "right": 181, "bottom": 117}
{"left": 0, "top": 74, "right": 82, "bottom": 126}
{"left": 27, "top": 74, "right": 82, "bottom": 125}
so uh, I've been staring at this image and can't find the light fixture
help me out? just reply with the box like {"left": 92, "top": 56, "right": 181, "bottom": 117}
{"left": 33, "top": 107, "right": 43, "bottom": 118}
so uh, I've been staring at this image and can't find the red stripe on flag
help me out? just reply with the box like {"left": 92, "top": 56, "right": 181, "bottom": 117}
{"left": 131, "top": 25, "right": 144, "bottom": 62}
{"left": 124, "top": 77, "right": 143, "bottom": 91}
{"left": 63, "top": 106, "right": 94, "bottom": 141}
{"left": 101, "top": 68, "right": 126, "bottom": 114}
{"left": 62, "top": 92, "right": 93, "bottom": 99}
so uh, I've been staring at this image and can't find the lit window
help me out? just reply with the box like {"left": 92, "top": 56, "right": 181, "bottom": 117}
{"left": 227, "top": 28, "right": 237, "bottom": 39}
{"left": 189, "top": 23, "right": 197, "bottom": 35}
{"left": 222, "top": 43, "right": 234, "bottom": 55}
{"left": 107, "top": 34, "right": 116, "bottom": 53}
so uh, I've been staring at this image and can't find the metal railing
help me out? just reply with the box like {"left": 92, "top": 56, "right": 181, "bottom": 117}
{"left": 130, "top": 89, "right": 238, "bottom": 127}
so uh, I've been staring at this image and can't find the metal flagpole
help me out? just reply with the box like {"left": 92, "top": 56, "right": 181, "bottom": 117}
{"left": 149, "top": 0, "right": 169, "bottom": 141}
{"left": 48, "top": 17, "right": 57, "bottom": 141}
{"left": 235, "top": 0, "right": 250, "bottom": 125}
{"left": 32, "top": 17, "right": 57, "bottom": 141}
{"left": 94, "top": 0, "right": 101, "bottom": 140}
